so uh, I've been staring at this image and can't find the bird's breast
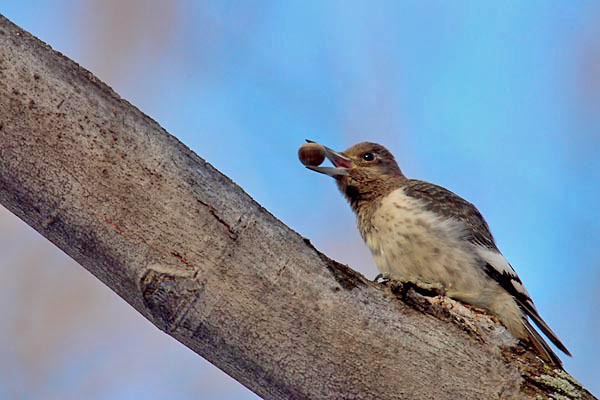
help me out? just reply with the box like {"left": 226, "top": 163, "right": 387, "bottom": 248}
{"left": 359, "top": 189, "right": 477, "bottom": 287}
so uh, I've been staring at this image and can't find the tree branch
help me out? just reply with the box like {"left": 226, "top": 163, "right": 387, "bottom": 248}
{"left": 0, "top": 15, "right": 594, "bottom": 400}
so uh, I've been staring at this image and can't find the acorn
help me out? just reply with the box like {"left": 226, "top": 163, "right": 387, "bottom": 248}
{"left": 298, "top": 142, "right": 326, "bottom": 166}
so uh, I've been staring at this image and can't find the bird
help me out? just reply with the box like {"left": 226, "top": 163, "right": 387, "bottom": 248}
{"left": 304, "top": 140, "right": 571, "bottom": 366}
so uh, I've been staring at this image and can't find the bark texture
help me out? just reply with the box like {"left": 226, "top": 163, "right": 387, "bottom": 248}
{"left": 0, "top": 15, "right": 595, "bottom": 400}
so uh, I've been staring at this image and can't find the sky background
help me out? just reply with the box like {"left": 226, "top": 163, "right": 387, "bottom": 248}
{"left": 1, "top": 1, "right": 599, "bottom": 399}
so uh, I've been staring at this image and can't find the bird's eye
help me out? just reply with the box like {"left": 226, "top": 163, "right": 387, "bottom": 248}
{"left": 362, "top": 152, "right": 375, "bottom": 161}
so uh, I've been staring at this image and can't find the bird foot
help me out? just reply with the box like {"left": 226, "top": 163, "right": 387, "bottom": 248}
{"left": 407, "top": 279, "right": 447, "bottom": 297}
{"left": 373, "top": 272, "right": 392, "bottom": 283}
{"left": 379, "top": 276, "right": 446, "bottom": 298}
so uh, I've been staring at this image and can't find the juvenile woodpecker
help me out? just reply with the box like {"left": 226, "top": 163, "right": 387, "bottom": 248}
{"left": 305, "top": 140, "right": 570, "bottom": 366}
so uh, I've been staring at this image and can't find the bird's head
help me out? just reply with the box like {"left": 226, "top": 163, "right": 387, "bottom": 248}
{"left": 306, "top": 141, "right": 405, "bottom": 210}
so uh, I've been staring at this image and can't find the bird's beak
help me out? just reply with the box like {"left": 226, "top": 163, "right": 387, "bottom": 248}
{"left": 305, "top": 139, "right": 352, "bottom": 177}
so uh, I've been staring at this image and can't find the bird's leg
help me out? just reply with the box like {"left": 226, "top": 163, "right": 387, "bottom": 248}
{"left": 374, "top": 272, "right": 446, "bottom": 297}
{"left": 381, "top": 276, "right": 446, "bottom": 298}
{"left": 407, "top": 279, "right": 447, "bottom": 297}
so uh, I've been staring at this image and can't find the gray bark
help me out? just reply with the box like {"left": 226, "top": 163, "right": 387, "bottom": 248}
{"left": 0, "top": 15, "right": 594, "bottom": 400}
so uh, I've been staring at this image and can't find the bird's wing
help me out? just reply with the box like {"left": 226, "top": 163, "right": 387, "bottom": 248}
{"left": 403, "top": 179, "right": 570, "bottom": 355}
{"left": 402, "top": 179, "right": 496, "bottom": 248}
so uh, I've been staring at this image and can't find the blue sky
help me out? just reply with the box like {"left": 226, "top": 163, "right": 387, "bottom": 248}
{"left": 1, "top": 2, "right": 599, "bottom": 398}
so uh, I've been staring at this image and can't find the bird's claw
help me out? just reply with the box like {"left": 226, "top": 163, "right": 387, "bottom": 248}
{"left": 374, "top": 273, "right": 446, "bottom": 297}
{"left": 378, "top": 275, "right": 446, "bottom": 297}
{"left": 373, "top": 272, "right": 391, "bottom": 283}
{"left": 403, "top": 279, "right": 447, "bottom": 297}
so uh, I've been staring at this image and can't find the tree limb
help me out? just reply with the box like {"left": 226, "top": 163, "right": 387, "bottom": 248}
{"left": 0, "top": 15, "right": 594, "bottom": 400}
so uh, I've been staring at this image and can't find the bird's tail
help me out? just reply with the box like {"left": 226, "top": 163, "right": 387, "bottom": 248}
{"left": 525, "top": 307, "right": 572, "bottom": 357}
{"left": 523, "top": 320, "right": 563, "bottom": 367}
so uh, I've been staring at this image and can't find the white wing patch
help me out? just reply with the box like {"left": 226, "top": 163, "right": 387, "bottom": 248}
{"left": 510, "top": 279, "right": 530, "bottom": 300}
{"left": 475, "top": 246, "right": 532, "bottom": 300}
{"left": 475, "top": 246, "right": 516, "bottom": 275}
